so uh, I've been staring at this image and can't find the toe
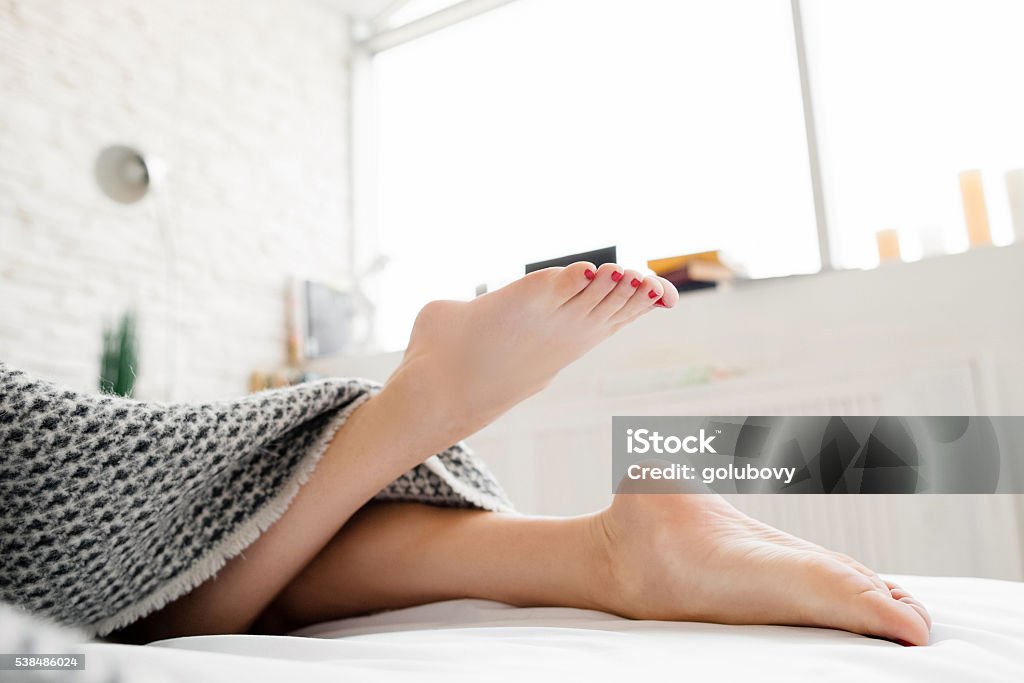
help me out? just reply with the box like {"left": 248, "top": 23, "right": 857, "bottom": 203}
{"left": 542, "top": 261, "right": 597, "bottom": 304}
{"left": 806, "top": 559, "right": 930, "bottom": 646}
{"left": 562, "top": 262, "right": 626, "bottom": 313}
{"left": 590, "top": 269, "right": 645, "bottom": 321}
{"left": 609, "top": 274, "right": 665, "bottom": 324}
{"left": 859, "top": 588, "right": 932, "bottom": 646}
{"left": 654, "top": 277, "right": 679, "bottom": 309}
{"left": 885, "top": 580, "right": 932, "bottom": 630}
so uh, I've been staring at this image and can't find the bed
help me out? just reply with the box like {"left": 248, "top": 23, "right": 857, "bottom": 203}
{"left": 65, "top": 575, "right": 1024, "bottom": 682}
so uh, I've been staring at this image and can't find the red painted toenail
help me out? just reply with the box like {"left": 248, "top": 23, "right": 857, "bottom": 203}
{"left": 584, "top": 269, "right": 596, "bottom": 280}
{"left": 630, "top": 278, "right": 641, "bottom": 287}
{"left": 655, "top": 298, "right": 666, "bottom": 306}
{"left": 648, "top": 289, "right": 659, "bottom": 299}
{"left": 611, "top": 271, "right": 623, "bottom": 282}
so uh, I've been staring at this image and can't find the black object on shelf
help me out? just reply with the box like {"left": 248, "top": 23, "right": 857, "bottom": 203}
{"left": 674, "top": 280, "right": 717, "bottom": 293}
{"left": 525, "top": 246, "right": 617, "bottom": 274}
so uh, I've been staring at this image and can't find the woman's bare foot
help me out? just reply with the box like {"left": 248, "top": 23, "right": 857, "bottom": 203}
{"left": 388, "top": 262, "right": 678, "bottom": 438}
{"left": 593, "top": 493, "right": 932, "bottom": 645}
{"left": 377, "top": 263, "right": 928, "bottom": 646}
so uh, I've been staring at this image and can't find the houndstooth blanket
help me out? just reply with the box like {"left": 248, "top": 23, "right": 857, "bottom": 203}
{"left": 0, "top": 362, "right": 512, "bottom": 637}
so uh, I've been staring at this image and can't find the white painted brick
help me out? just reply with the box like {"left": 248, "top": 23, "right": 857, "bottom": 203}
{"left": 1, "top": 0, "right": 352, "bottom": 400}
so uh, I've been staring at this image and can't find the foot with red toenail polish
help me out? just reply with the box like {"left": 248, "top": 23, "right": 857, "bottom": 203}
{"left": 388, "top": 261, "right": 677, "bottom": 441}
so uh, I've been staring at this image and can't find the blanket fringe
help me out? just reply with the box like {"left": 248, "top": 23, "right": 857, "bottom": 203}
{"left": 90, "top": 392, "right": 375, "bottom": 638}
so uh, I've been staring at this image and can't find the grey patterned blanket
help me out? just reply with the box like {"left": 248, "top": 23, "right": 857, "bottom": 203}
{"left": 0, "top": 362, "right": 512, "bottom": 637}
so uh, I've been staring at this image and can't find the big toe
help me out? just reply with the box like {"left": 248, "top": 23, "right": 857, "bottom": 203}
{"left": 545, "top": 261, "right": 597, "bottom": 304}
{"left": 804, "top": 559, "right": 931, "bottom": 646}
{"left": 855, "top": 588, "right": 932, "bottom": 646}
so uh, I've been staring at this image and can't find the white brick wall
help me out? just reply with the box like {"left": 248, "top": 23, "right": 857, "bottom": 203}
{"left": 0, "top": 0, "right": 351, "bottom": 400}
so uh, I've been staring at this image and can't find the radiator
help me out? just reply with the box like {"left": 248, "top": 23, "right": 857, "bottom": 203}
{"left": 469, "top": 356, "right": 1024, "bottom": 580}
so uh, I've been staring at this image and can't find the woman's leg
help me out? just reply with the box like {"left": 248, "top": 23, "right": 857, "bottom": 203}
{"left": 118, "top": 261, "right": 930, "bottom": 646}
{"left": 115, "top": 262, "right": 675, "bottom": 642}
{"left": 258, "top": 498, "right": 931, "bottom": 646}
{"left": 253, "top": 503, "right": 609, "bottom": 631}
{"left": 115, "top": 375, "right": 463, "bottom": 642}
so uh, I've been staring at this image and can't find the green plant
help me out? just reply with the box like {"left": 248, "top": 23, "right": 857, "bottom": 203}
{"left": 99, "top": 311, "right": 138, "bottom": 396}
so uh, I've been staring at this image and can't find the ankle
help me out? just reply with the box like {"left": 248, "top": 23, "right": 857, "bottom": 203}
{"left": 385, "top": 353, "right": 522, "bottom": 446}
{"left": 582, "top": 510, "right": 635, "bottom": 616}
{"left": 377, "top": 360, "right": 473, "bottom": 455}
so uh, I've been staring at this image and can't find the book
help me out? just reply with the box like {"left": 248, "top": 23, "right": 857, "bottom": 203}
{"left": 649, "top": 251, "right": 737, "bottom": 293}
{"left": 647, "top": 250, "right": 725, "bottom": 275}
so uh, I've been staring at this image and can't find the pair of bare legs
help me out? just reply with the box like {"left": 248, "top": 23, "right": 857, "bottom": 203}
{"left": 113, "top": 262, "right": 931, "bottom": 647}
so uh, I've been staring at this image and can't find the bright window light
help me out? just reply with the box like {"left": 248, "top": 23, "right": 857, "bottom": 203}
{"left": 370, "top": 0, "right": 820, "bottom": 350}
{"left": 802, "top": 0, "right": 1024, "bottom": 267}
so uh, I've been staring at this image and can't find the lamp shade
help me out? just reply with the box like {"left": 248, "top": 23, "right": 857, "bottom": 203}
{"left": 94, "top": 145, "right": 157, "bottom": 204}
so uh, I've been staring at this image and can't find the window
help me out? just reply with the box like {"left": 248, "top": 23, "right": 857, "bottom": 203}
{"left": 801, "top": 0, "right": 1024, "bottom": 267}
{"left": 368, "top": 0, "right": 818, "bottom": 350}
{"left": 360, "top": 0, "right": 1024, "bottom": 351}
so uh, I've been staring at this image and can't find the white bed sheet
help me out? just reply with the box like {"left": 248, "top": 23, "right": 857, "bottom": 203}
{"left": 81, "top": 575, "right": 1024, "bottom": 682}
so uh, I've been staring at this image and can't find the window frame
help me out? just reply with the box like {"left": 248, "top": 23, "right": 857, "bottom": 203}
{"left": 345, "top": 0, "right": 834, "bottom": 294}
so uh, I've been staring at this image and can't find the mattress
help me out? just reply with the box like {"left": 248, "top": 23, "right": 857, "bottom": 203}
{"left": 77, "top": 575, "right": 1024, "bottom": 682}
